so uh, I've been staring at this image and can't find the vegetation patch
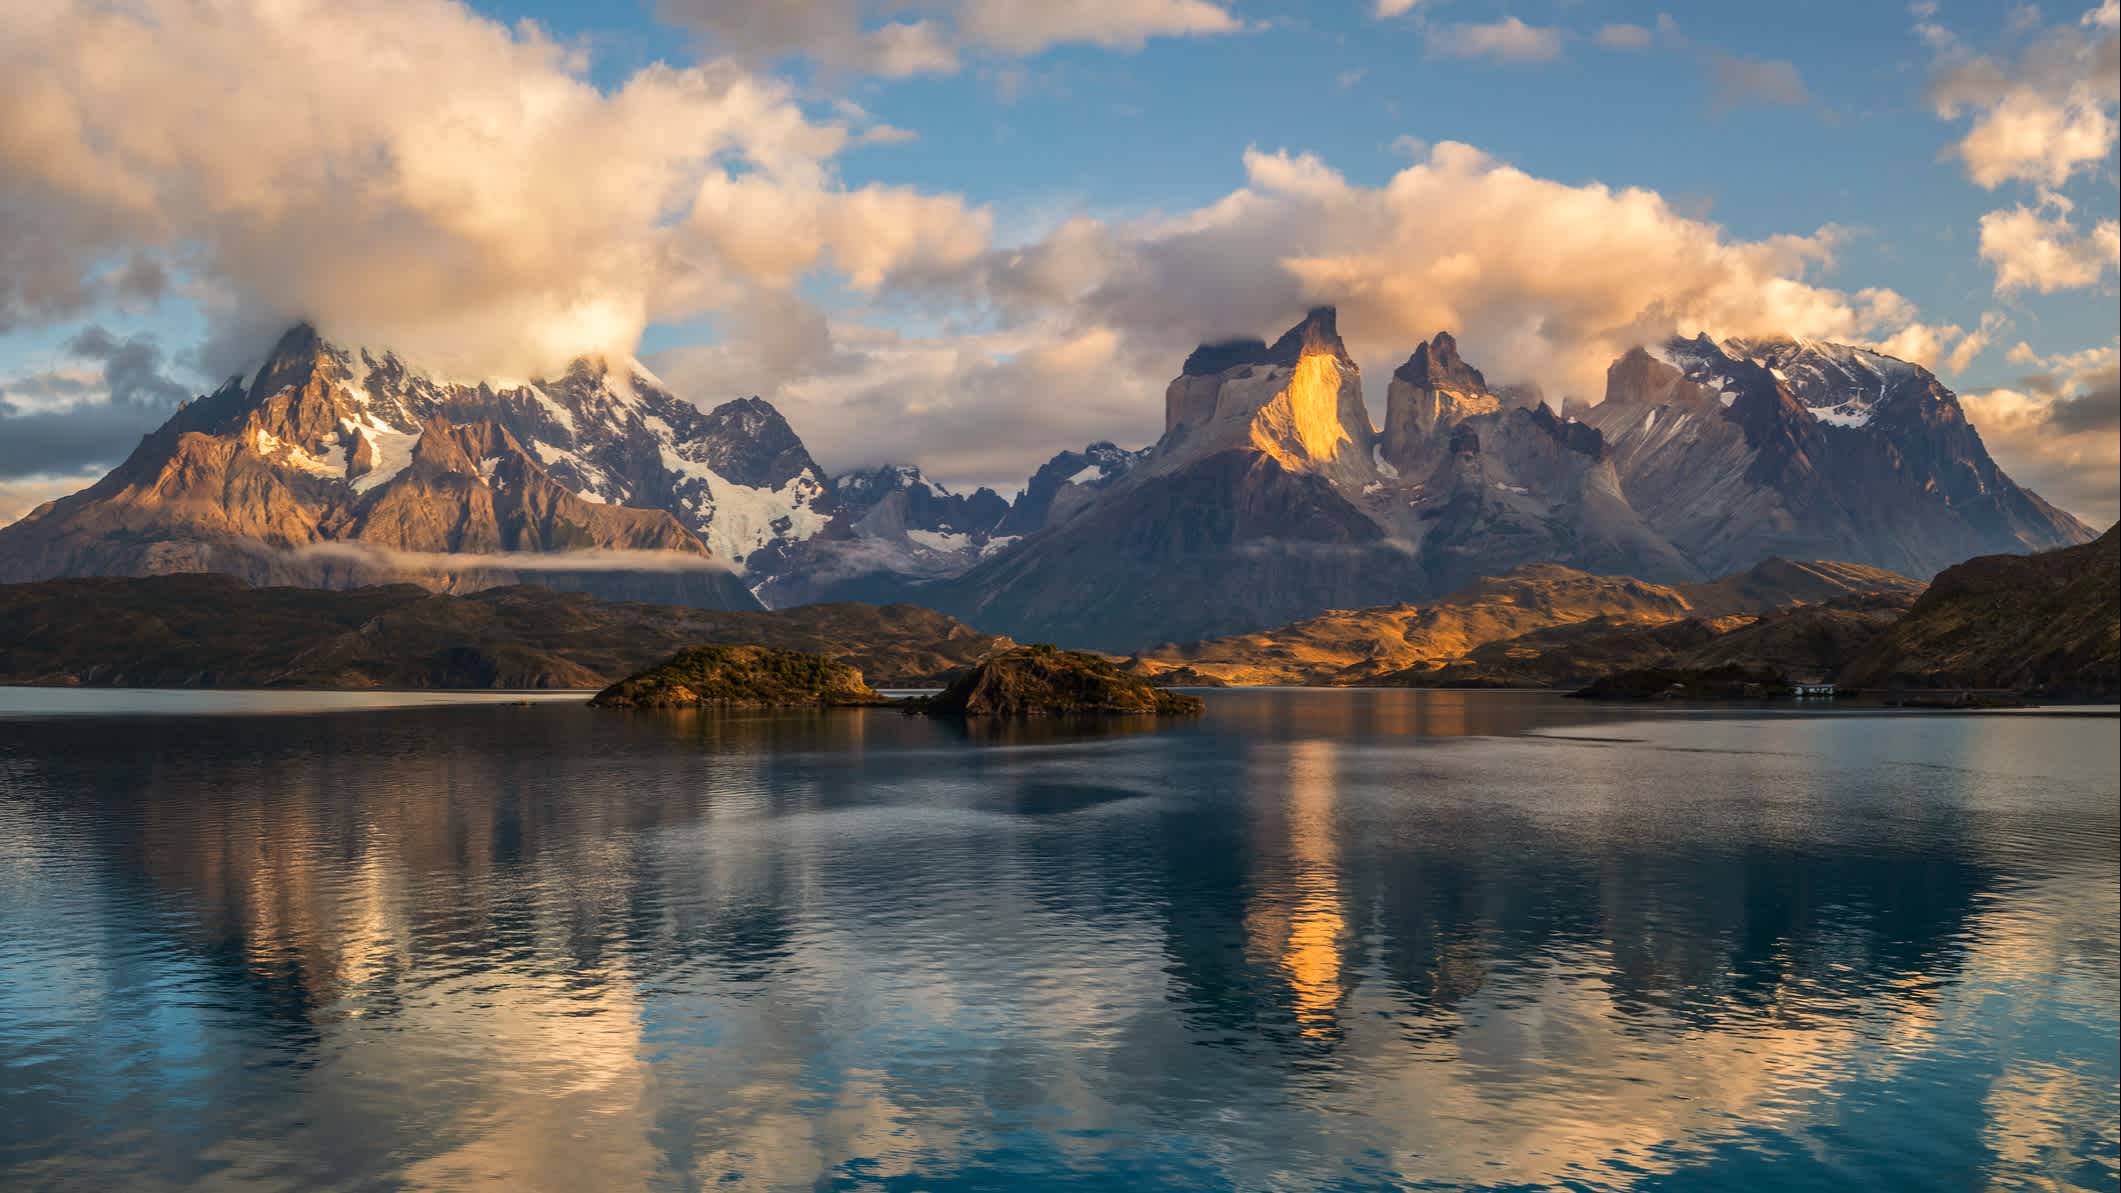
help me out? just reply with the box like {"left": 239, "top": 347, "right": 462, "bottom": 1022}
{"left": 590, "top": 645, "right": 885, "bottom": 709}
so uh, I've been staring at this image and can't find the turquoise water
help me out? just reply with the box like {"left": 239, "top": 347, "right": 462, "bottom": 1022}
{"left": 0, "top": 690, "right": 2114, "bottom": 1191}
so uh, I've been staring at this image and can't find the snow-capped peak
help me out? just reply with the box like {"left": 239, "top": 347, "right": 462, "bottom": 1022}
{"left": 231, "top": 324, "right": 833, "bottom": 572}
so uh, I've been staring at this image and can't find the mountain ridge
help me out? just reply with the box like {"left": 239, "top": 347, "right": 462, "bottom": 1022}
{"left": 0, "top": 314, "right": 2093, "bottom": 648}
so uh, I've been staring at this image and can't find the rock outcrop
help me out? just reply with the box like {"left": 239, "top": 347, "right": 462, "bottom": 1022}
{"left": 921, "top": 644, "right": 1204, "bottom": 716}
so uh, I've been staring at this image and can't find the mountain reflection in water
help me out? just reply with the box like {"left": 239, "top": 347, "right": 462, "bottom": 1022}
{"left": 0, "top": 690, "right": 2114, "bottom": 1191}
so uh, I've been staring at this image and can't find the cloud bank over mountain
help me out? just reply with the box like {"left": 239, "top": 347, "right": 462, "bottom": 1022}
{"left": 662, "top": 142, "right": 2007, "bottom": 491}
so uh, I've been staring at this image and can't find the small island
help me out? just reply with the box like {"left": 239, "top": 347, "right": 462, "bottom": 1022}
{"left": 589, "top": 645, "right": 886, "bottom": 709}
{"left": 918, "top": 644, "right": 1206, "bottom": 716}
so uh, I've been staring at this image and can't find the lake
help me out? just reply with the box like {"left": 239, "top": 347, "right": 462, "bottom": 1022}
{"left": 0, "top": 689, "right": 2115, "bottom": 1191}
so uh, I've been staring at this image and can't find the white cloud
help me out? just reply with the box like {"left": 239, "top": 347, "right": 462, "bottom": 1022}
{"left": 1979, "top": 204, "right": 2121, "bottom": 292}
{"left": 656, "top": 0, "right": 1247, "bottom": 76}
{"left": 1960, "top": 340, "right": 2120, "bottom": 524}
{"left": 1375, "top": 0, "right": 1422, "bottom": 17}
{"left": 1864, "top": 311, "right": 2006, "bottom": 376}
{"left": 0, "top": 0, "right": 993, "bottom": 379}
{"left": 1926, "top": 4, "right": 2120, "bottom": 188}
{"left": 1951, "top": 88, "right": 2117, "bottom": 188}
{"left": 1425, "top": 18, "right": 1565, "bottom": 65}
{"left": 1947, "top": 310, "right": 2012, "bottom": 372}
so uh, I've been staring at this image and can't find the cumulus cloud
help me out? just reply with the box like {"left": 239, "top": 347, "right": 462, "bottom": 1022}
{"left": 655, "top": 0, "right": 1248, "bottom": 77}
{"left": 0, "top": 0, "right": 993, "bottom": 379}
{"left": 1863, "top": 308, "right": 2009, "bottom": 376}
{"left": 1425, "top": 18, "right": 1565, "bottom": 65}
{"left": 1925, "top": 3, "right": 2119, "bottom": 188}
{"left": 1979, "top": 203, "right": 2121, "bottom": 291}
{"left": 1962, "top": 342, "right": 2120, "bottom": 524}
{"left": 660, "top": 141, "right": 1985, "bottom": 489}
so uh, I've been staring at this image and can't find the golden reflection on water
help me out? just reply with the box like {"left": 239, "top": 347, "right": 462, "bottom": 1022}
{"left": 1245, "top": 740, "right": 1349, "bottom": 1039}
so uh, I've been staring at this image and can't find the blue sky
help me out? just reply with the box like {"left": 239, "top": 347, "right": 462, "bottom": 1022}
{"left": 1, "top": 0, "right": 2115, "bottom": 521}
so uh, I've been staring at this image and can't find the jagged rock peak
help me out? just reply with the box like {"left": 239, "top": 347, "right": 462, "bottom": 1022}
{"left": 1393, "top": 331, "right": 1487, "bottom": 391}
{"left": 248, "top": 320, "right": 336, "bottom": 397}
{"left": 1264, "top": 306, "right": 1354, "bottom": 368}
{"left": 1181, "top": 306, "right": 1353, "bottom": 376}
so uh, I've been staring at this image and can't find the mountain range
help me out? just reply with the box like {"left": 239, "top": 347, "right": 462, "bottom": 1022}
{"left": 0, "top": 311, "right": 2095, "bottom": 649}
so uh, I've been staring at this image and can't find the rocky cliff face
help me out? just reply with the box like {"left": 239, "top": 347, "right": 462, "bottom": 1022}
{"left": 1381, "top": 331, "right": 1501, "bottom": 467}
{"left": 1158, "top": 307, "right": 1375, "bottom": 488}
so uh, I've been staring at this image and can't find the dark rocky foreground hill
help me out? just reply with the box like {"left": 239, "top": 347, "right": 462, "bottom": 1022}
{"left": 1839, "top": 525, "right": 2119, "bottom": 700}
{"left": 0, "top": 575, "right": 1011, "bottom": 690}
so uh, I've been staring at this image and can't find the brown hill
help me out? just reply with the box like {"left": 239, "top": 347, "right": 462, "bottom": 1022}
{"left": 0, "top": 575, "right": 1011, "bottom": 690}
{"left": 1124, "top": 558, "right": 1916, "bottom": 686}
{"left": 1386, "top": 591, "right": 1916, "bottom": 690}
{"left": 1839, "top": 526, "right": 2119, "bottom": 699}
{"left": 1675, "top": 558, "right": 1921, "bottom": 618}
